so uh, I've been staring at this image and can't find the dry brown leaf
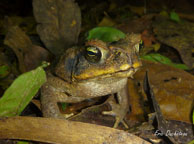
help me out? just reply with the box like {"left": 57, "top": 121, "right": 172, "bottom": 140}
{"left": 0, "top": 116, "right": 150, "bottom": 144}
{"left": 134, "top": 60, "right": 194, "bottom": 123}
{"left": 153, "top": 16, "right": 194, "bottom": 68}
{"left": 117, "top": 14, "right": 154, "bottom": 34}
{"left": 4, "top": 26, "right": 31, "bottom": 72}
{"left": 144, "top": 74, "right": 194, "bottom": 144}
{"left": 23, "top": 45, "right": 51, "bottom": 71}
{"left": 68, "top": 103, "right": 115, "bottom": 127}
{"left": 4, "top": 26, "right": 50, "bottom": 72}
{"left": 33, "top": 0, "right": 81, "bottom": 56}
{"left": 126, "top": 79, "right": 145, "bottom": 126}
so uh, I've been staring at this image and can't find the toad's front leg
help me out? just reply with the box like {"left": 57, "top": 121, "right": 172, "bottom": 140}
{"left": 103, "top": 84, "right": 129, "bottom": 128}
{"left": 41, "top": 76, "right": 85, "bottom": 118}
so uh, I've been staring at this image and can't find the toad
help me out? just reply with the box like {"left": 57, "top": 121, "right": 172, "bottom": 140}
{"left": 41, "top": 33, "right": 142, "bottom": 128}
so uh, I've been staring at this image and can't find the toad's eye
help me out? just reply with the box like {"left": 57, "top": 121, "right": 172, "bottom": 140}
{"left": 139, "top": 40, "right": 144, "bottom": 49}
{"left": 84, "top": 46, "right": 102, "bottom": 63}
{"left": 135, "top": 40, "right": 144, "bottom": 53}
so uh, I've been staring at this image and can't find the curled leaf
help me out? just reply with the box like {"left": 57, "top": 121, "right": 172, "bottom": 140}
{"left": 4, "top": 26, "right": 50, "bottom": 72}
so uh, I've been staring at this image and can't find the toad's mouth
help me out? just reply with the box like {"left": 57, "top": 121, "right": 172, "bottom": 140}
{"left": 110, "top": 67, "right": 138, "bottom": 78}
{"left": 72, "top": 61, "right": 142, "bottom": 81}
{"left": 111, "top": 61, "right": 142, "bottom": 78}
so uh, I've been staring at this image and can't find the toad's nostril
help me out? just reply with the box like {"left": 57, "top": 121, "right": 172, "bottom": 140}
{"left": 113, "top": 51, "right": 121, "bottom": 61}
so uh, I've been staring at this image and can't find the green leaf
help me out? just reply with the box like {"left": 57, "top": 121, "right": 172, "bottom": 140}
{"left": 17, "top": 141, "right": 29, "bottom": 144}
{"left": 172, "top": 63, "right": 190, "bottom": 70}
{"left": 87, "top": 27, "right": 126, "bottom": 42}
{"left": 170, "top": 11, "right": 180, "bottom": 22}
{"left": 193, "top": 109, "right": 194, "bottom": 124}
{"left": 61, "top": 103, "right": 68, "bottom": 111}
{"left": 0, "top": 65, "right": 10, "bottom": 78}
{"left": 0, "top": 65, "right": 46, "bottom": 117}
{"left": 141, "top": 53, "right": 189, "bottom": 70}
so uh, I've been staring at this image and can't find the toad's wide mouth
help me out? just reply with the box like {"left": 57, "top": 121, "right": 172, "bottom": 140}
{"left": 72, "top": 61, "right": 142, "bottom": 81}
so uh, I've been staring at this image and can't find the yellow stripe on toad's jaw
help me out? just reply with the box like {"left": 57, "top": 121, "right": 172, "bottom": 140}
{"left": 73, "top": 62, "right": 142, "bottom": 80}
{"left": 120, "top": 62, "right": 141, "bottom": 71}
{"left": 133, "top": 61, "right": 142, "bottom": 68}
{"left": 73, "top": 67, "right": 117, "bottom": 80}
{"left": 120, "top": 64, "right": 130, "bottom": 71}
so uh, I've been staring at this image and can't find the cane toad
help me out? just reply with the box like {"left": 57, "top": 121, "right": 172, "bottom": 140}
{"left": 41, "top": 33, "right": 142, "bottom": 128}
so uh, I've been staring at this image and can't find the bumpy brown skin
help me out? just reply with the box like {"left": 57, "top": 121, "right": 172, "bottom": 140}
{"left": 41, "top": 34, "right": 142, "bottom": 128}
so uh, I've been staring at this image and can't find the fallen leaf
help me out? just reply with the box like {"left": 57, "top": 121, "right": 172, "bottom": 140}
{"left": 24, "top": 45, "right": 51, "bottom": 71}
{"left": 133, "top": 60, "right": 194, "bottom": 123}
{"left": 68, "top": 103, "right": 115, "bottom": 128}
{"left": 4, "top": 26, "right": 50, "bottom": 72}
{"left": 87, "top": 26, "right": 125, "bottom": 42}
{"left": 144, "top": 73, "right": 194, "bottom": 144}
{"left": 153, "top": 16, "right": 194, "bottom": 68}
{"left": 126, "top": 78, "right": 145, "bottom": 126}
{"left": 141, "top": 53, "right": 189, "bottom": 70}
{"left": 117, "top": 14, "right": 154, "bottom": 34}
{"left": 31, "top": 99, "right": 41, "bottom": 110}
{"left": 0, "top": 66, "right": 46, "bottom": 117}
{"left": 33, "top": 0, "right": 81, "bottom": 56}
{"left": 4, "top": 26, "right": 31, "bottom": 72}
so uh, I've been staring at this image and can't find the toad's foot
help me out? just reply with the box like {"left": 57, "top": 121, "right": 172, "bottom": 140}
{"left": 102, "top": 97, "right": 129, "bottom": 129}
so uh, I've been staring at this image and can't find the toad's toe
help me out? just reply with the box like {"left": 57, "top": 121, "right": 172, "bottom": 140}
{"left": 102, "top": 100, "right": 129, "bottom": 129}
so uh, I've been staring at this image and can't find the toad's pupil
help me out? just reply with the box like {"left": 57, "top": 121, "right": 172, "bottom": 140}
{"left": 86, "top": 47, "right": 100, "bottom": 56}
{"left": 86, "top": 47, "right": 98, "bottom": 54}
{"left": 87, "top": 50, "right": 96, "bottom": 56}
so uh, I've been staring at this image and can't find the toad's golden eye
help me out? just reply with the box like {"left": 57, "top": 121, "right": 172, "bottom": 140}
{"left": 84, "top": 46, "right": 102, "bottom": 63}
{"left": 139, "top": 40, "right": 144, "bottom": 49}
{"left": 135, "top": 40, "right": 144, "bottom": 53}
